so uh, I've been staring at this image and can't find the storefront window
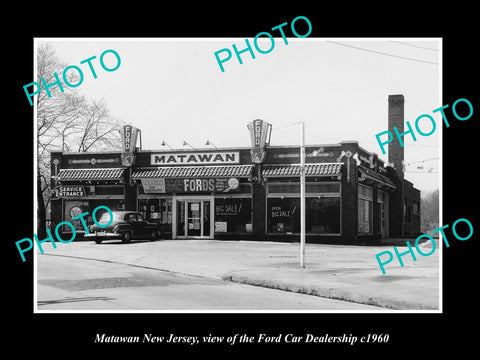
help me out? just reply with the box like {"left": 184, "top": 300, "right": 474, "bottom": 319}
{"left": 267, "top": 197, "right": 341, "bottom": 234}
{"left": 413, "top": 201, "right": 420, "bottom": 215}
{"left": 214, "top": 198, "right": 252, "bottom": 233}
{"left": 306, "top": 197, "right": 341, "bottom": 234}
{"left": 268, "top": 197, "right": 300, "bottom": 233}
{"left": 138, "top": 198, "right": 173, "bottom": 232}
{"left": 404, "top": 198, "right": 412, "bottom": 224}
{"left": 358, "top": 184, "right": 373, "bottom": 234}
{"left": 266, "top": 182, "right": 341, "bottom": 235}
{"left": 62, "top": 199, "right": 123, "bottom": 232}
{"left": 378, "top": 190, "right": 386, "bottom": 235}
{"left": 63, "top": 201, "right": 89, "bottom": 232}
{"left": 358, "top": 198, "right": 372, "bottom": 234}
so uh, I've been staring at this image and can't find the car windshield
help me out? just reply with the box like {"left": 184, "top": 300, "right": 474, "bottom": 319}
{"left": 98, "top": 212, "right": 124, "bottom": 224}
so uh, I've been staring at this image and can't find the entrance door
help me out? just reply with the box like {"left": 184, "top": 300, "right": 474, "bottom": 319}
{"left": 175, "top": 199, "right": 212, "bottom": 238}
{"left": 187, "top": 201, "right": 202, "bottom": 237}
{"left": 176, "top": 200, "right": 186, "bottom": 237}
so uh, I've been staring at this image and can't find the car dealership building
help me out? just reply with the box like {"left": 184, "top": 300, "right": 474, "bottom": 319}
{"left": 49, "top": 95, "right": 421, "bottom": 244}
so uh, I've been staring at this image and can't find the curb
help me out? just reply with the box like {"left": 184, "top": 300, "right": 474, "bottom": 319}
{"left": 222, "top": 274, "right": 438, "bottom": 310}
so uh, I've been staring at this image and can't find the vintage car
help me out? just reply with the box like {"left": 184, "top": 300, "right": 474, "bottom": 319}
{"left": 85, "top": 211, "right": 161, "bottom": 244}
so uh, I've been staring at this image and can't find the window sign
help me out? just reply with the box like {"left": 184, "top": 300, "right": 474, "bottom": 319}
{"left": 267, "top": 197, "right": 340, "bottom": 234}
{"left": 214, "top": 198, "right": 252, "bottom": 233}
{"left": 140, "top": 178, "right": 166, "bottom": 193}
{"left": 162, "top": 178, "right": 241, "bottom": 193}
{"left": 215, "top": 222, "right": 228, "bottom": 232}
{"left": 55, "top": 185, "right": 86, "bottom": 198}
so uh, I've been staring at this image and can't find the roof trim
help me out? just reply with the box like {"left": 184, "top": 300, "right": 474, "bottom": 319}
{"left": 358, "top": 166, "right": 396, "bottom": 190}
{"left": 131, "top": 164, "right": 253, "bottom": 179}
{"left": 262, "top": 163, "right": 343, "bottom": 178}
{"left": 57, "top": 168, "right": 125, "bottom": 181}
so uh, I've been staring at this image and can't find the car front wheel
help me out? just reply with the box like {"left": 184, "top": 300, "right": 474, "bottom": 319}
{"left": 94, "top": 239, "right": 102, "bottom": 244}
{"left": 122, "top": 231, "right": 132, "bottom": 244}
{"left": 150, "top": 229, "right": 158, "bottom": 241}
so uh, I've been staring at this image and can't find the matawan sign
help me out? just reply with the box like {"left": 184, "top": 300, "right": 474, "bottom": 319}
{"left": 151, "top": 152, "right": 240, "bottom": 166}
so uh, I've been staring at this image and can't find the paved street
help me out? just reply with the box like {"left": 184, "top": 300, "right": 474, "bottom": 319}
{"left": 37, "top": 253, "right": 382, "bottom": 311}
{"left": 35, "top": 238, "right": 439, "bottom": 311}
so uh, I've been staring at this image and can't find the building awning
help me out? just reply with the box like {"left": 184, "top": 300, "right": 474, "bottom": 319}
{"left": 358, "top": 166, "right": 396, "bottom": 190}
{"left": 378, "top": 173, "right": 397, "bottom": 190}
{"left": 131, "top": 165, "right": 253, "bottom": 179}
{"left": 57, "top": 168, "right": 125, "bottom": 182}
{"left": 262, "top": 163, "right": 343, "bottom": 178}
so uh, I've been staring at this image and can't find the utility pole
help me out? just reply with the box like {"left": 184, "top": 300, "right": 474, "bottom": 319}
{"left": 299, "top": 121, "right": 306, "bottom": 268}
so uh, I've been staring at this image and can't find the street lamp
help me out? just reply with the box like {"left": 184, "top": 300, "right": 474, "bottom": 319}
{"left": 205, "top": 140, "right": 217, "bottom": 149}
{"left": 161, "top": 141, "right": 173, "bottom": 150}
{"left": 183, "top": 141, "right": 195, "bottom": 149}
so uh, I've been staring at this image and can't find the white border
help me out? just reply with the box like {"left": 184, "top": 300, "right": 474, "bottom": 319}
{"left": 33, "top": 37, "right": 442, "bottom": 314}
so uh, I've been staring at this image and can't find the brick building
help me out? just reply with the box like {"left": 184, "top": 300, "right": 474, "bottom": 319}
{"left": 49, "top": 96, "right": 421, "bottom": 244}
{"left": 386, "top": 95, "right": 421, "bottom": 238}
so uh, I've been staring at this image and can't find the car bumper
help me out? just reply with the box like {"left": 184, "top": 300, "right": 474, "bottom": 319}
{"left": 84, "top": 232, "right": 122, "bottom": 239}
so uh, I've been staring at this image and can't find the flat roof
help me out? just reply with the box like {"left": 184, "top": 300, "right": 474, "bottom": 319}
{"left": 52, "top": 141, "right": 384, "bottom": 163}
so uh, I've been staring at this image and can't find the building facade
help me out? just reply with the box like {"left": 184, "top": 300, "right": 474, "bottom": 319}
{"left": 48, "top": 96, "right": 421, "bottom": 244}
{"left": 49, "top": 142, "right": 421, "bottom": 245}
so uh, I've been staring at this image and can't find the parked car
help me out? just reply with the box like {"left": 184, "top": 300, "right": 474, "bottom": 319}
{"left": 85, "top": 211, "right": 161, "bottom": 244}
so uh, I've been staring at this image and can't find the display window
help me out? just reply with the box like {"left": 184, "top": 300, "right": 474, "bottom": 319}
{"left": 214, "top": 198, "right": 252, "bottom": 233}
{"left": 138, "top": 198, "right": 173, "bottom": 232}
{"left": 268, "top": 197, "right": 300, "bottom": 233}
{"left": 266, "top": 181, "right": 341, "bottom": 235}
{"left": 306, "top": 197, "right": 341, "bottom": 234}
{"left": 62, "top": 199, "right": 123, "bottom": 232}
{"left": 358, "top": 184, "right": 373, "bottom": 234}
{"left": 63, "top": 201, "right": 89, "bottom": 232}
{"left": 267, "top": 197, "right": 341, "bottom": 234}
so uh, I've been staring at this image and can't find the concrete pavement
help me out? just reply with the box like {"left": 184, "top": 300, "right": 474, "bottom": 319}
{"left": 37, "top": 255, "right": 381, "bottom": 311}
{"left": 37, "top": 238, "right": 440, "bottom": 311}
{"left": 223, "top": 239, "right": 440, "bottom": 310}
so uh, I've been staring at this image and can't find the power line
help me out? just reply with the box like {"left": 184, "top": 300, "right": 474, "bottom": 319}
{"left": 407, "top": 143, "right": 439, "bottom": 147}
{"left": 305, "top": 134, "right": 439, "bottom": 148}
{"left": 405, "top": 171, "right": 439, "bottom": 174}
{"left": 404, "top": 157, "right": 439, "bottom": 166}
{"left": 326, "top": 41, "right": 439, "bottom": 65}
{"left": 389, "top": 41, "right": 439, "bottom": 52}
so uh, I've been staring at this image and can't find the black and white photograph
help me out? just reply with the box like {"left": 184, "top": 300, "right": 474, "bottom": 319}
{"left": 7, "top": 5, "right": 479, "bottom": 355}
{"left": 33, "top": 37, "right": 441, "bottom": 313}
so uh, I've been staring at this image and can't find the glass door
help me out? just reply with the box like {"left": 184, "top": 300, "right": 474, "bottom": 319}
{"left": 203, "top": 200, "right": 210, "bottom": 237}
{"left": 187, "top": 201, "right": 202, "bottom": 237}
{"left": 175, "top": 199, "right": 212, "bottom": 238}
{"left": 176, "top": 200, "right": 185, "bottom": 236}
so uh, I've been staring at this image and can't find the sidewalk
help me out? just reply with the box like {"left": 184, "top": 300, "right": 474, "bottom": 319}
{"left": 220, "top": 239, "right": 439, "bottom": 310}
{"left": 40, "top": 238, "right": 440, "bottom": 311}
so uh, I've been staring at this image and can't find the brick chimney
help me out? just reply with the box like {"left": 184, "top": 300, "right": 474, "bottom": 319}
{"left": 388, "top": 94, "right": 405, "bottom": 180}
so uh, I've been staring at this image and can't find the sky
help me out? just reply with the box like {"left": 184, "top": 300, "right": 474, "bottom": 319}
{"left": 36, "top": 37, "right": 441, "bottom": 193}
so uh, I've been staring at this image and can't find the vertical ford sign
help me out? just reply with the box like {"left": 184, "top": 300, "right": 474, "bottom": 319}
{"left": 121, "top": 125, "right": 139, "bottom": 167}
{"left": 122, "top": 125, "right": 139, "bottom": 153}
{"left": 247, "top": 119, "right": 272, "bottom": 163}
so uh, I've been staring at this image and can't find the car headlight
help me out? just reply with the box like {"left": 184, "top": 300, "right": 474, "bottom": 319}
{"left": 113, "top": 225, "right": 120, "bottom": 233}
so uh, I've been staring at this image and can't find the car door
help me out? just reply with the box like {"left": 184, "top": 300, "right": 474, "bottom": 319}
{"left": 135, "top": 213, "right": 150, "bottom": 237}
{"left": 127, "top": 213, "right": 141, "bottom": 238}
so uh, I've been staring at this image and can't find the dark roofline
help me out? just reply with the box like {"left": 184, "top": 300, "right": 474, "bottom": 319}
{"left": 51, "top": 141, "right": 385, "bottom": 165}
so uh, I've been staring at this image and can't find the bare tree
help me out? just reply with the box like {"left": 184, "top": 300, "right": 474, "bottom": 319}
{"left": 421, "top": 189, "right": 439, "bottom": 235}
{"left": 72, "top": 98, "right": 122, "bottom": 152}
{"left": 36, "top": 42, "right": 124, "bottom": 238}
